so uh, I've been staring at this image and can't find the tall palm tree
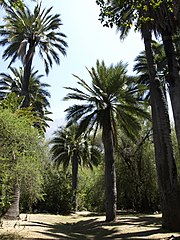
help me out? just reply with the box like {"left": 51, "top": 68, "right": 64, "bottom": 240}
{"left": 144, "top": 0, "right": 180, "bottom": 158}
{"left": 50, "top": 124, "right": 101, "bottom": 212}
{"left": 0, "top": 3, "right": 68, "bottom": 107}
{"left": 96, "top": 0, "right": 180, "bottom": 230}
{"left": 0, "top": 67, "right": 52, "bottom": 131}
{"left": 63, "top": 60, "right": 149, "bottom": 221}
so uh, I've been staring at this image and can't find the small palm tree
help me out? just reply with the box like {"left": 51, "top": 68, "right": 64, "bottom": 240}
{"left": 64, "top": 60, "right": 149, "bottom": 221}
{"left": 0, "top": 3, "right": 68, "bottom": 107}
{"left": 50, "top": 124, "right": 101, "bottom": 212}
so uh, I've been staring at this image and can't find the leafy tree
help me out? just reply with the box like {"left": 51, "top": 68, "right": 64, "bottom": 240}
{"left": 64, "top": 60, "right": 149, "bottom": 221}
{"left": 0, "top": 108, "right": 46, "bottom": 218}
{"left": 0, "top": 2, "right": 68, "bottom": 107}
{"left": 50, "top": 124, "right": 101, "bottom": 212}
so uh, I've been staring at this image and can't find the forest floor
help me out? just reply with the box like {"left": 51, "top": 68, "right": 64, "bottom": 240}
{"left": 0, "top": 211, "right": 180, "bottom": 239}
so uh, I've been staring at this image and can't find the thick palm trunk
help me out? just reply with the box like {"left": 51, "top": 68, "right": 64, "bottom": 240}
{"left": 4, "top": 184, "right": 20, "bottom": 219}
{"left": 143, "top": 26, "right": 180, "bottom": 231}
{"left": 161, "top": 31, "right": 180, "bottom": 155}
{"left": 72, "top": 155, "right": 78, "bottom": 212}
{"left": 21, "top": 43, "right": 35, "bottom": 108}
{"left": 102, "top": 109, "right": 117, "bottom": 222}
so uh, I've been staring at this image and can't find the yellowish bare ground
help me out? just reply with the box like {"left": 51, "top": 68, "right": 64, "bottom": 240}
{"left": 0, "top": 212, "right": 180, "bottom": 239}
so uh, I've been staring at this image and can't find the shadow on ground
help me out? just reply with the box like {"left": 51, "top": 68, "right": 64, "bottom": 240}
{"left": 20, "top": 213, "right": 180, "bottom": 240}
{"left": 0, "top": 214, "right": 180, "bottom": 240}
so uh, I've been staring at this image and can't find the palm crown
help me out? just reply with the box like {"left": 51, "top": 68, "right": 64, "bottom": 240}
{"left": 64, "top": 60, "right": 148, "bottom": 142}
{"left": 0, "top": 3, "right": 68, "bottom": 74}
{"left": 0, "top": 67, "right": 51, "bottom": 110}
{"left": 50, "top": 124, "right": 101, "bottom": 170}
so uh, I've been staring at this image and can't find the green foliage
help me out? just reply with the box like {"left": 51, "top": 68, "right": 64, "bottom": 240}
{"left": 96, "top": 0, "right": 175, "bottom": 38}
{"left": 64, "top": 60, "right": 149, "bottom": 142}
{"left": 50, "top": 124, "right": 101, "bottom": 170}
{"left": 0, "top": 2, "right": 68, "bottom": 74}
{"left": 0, "top": 108, "right": 46, "bottom": 214}
{"left": 77, "top": 124, "right": 160, "bottom": 213}
{"left": 116, "top": 126, "right": 160, "bottom": 212}
{"left": 33, "top": 165, "right": 72, "bottom": 214}
{"left": 0, "top": 92, "right": 50, "bottom": 135}
{"left": 78, "top": 165, "right": 105, "bottom": 212}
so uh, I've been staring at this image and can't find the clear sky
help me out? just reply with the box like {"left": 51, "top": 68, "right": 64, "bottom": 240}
{"left": 0, "top": 0, "right": 145, "bottom": 135}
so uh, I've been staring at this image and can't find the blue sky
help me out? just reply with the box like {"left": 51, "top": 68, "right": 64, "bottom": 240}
{"left": 0, "top": 0, "right": 145, "bottom": 135}
{"left": 30, "top": 0, "right": 144, "bottom": 119}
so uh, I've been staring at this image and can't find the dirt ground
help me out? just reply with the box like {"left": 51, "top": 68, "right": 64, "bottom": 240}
{"left": 0, "top": 211, "right": 180, "bottom": 239}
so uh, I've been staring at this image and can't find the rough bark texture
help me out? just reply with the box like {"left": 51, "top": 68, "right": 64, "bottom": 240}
{"left": 161, "top": 31, "right": 180, "bottom": 155}
{"left": 4, "top": 184, "right": 20, "bottom": 220}
{"left": 102, "top": 109, "right": 117, "bottom": 222}
{"left": 143, "top": 25, "right": 180, "bottom": 231}
{"left": 72, "top": 154, "right": 78, "bottom": 212}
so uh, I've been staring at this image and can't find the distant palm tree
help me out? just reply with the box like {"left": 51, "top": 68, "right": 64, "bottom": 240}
{"left": 0, "top": 3, "right": 68, "bottom": 107}
{"left": 0, "top": 67, "right": 52, "bottom": 131}
{"left": 64, "top": 60, "right": 149, "bottom": 221}
{"left": 50, "top": 124, "right": 101, "bottom": 212}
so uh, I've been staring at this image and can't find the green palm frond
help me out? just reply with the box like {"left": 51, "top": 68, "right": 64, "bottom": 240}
{"left": 50, "top": 124, "right": 102, "bottom": 171}
{"left": 0, "top": 2, "right": 68, "bottom": 74}
{"left": 64, "top": 60, "right": 150, "bottom": 146}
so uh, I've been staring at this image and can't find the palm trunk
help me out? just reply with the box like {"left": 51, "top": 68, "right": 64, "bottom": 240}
{"left": 161, "top": 31, "right": 180, "bottom": 155}
{"left": 21, "top": 43, "right": 35, "bottom": 108}
{"left": 4, "top": 184, "right": 20, "bottom": 219}
{"left": 72, "top": 155, "right": 78, "bottom": 212}
{"left": 143, "top": 25, "right": 180, "bottom": 231}
{"left": 102, "top": 108, "right": 117, "bottom": 222}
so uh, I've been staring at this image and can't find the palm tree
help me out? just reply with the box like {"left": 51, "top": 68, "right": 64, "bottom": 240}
{"left": 50, "top": 124, "right": 101, "bottom": 212}
{"left": 0, "top": 67, "right": 52, "bottom": 131}
{"left": 63, "top": 60, "right": 149, "bottom": 221}
{"left": 143, "top": 0, "right": 180, "bottom": 158}
{"left": 96, "top": 0, "right": 180, "bottom": 230}
{"left": 0, "top": 2, "right": 68, "bottom": 107}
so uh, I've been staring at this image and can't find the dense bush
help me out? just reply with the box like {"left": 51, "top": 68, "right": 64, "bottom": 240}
{"left": 116, "top": 129, "right": 160, "bottom": 212}
{"left": 78, "top": 165, "right": 105, "bottom": 212}
{"left": 33, "top": 165, "right": 72, "bottom": 214}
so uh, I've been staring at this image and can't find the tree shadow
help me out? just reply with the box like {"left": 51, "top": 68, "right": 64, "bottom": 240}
{"left": 22, "top": 213, "right": 180, "bottom": 240}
